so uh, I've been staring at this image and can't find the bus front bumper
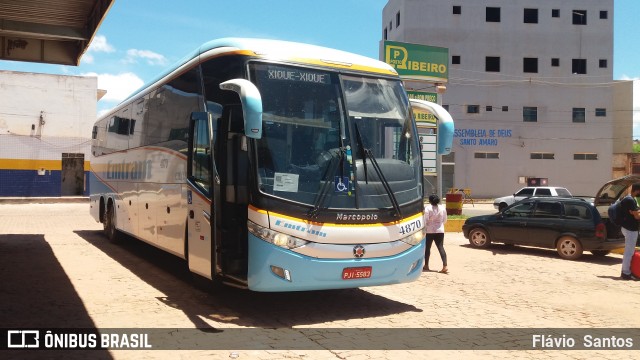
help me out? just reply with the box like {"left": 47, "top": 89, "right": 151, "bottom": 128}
{"left": 247, "top": 234, "right": 425, "bottom": 292}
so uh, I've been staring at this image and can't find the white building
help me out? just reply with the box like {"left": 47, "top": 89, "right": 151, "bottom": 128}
{"left": 383, "top": 0, "right": 626, "bottom": 197}
{"left": 0, "top": 70, "right": 98, "bottom": 197}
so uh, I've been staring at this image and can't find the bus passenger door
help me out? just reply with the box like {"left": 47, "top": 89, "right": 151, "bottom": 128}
{"left": 186, "top": 112, "right": 216, "bottom": 280}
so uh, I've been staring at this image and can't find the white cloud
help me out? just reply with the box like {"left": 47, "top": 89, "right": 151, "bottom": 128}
{"left": 97, "top": 108, "right": 111, "bottom": 118}
{"left": 88, "top": 35, "right": 115, "bottom": 53}
{"left": 82, "top": 72, "right": 145, "bottom": 103}
{"left": 124, "top": 49, "right": 168, "bottom": 66}
{"left": 81, "top": 53, "right": 94, "bottom": 64}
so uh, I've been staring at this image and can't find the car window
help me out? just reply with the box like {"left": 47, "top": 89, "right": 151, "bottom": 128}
{"left": 515, "top": 188, "right": 534, "bottom": 196}
{"left": 564, "top": 203, "right": 592, "bottom": 220}
{"left": 556, "top": 188, "right": 571, "bottom": 197}
{"left": 536, "top": 188, "right": 552, "bottom": 196}
{"left": 534, "top": 201, "right": 562, "bottom": 218}
{"left": 504, "top": 202, "right": 535, "bottom": 218}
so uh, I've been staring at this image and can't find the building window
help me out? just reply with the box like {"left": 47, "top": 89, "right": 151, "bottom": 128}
{"left": 383, "top": 28, "right": 387, "bottom": 40}
{"left": 396, "top": 11, "right": 401, "bottom": 27}
{"left": 453, "top": 5, "right": 461, "bottom": 15}
{"left": 595, "top": 108, "right": 607, "bottom": 117}
{"left": 452, "top": 55, "right": 461, "bottom": 64}
{"left": 531, "top": 153, "right": 555, "bottom": 160}
{"left": 502, "top": 106, "right": 509, "bottom": 112}
{"left": 486, "top": 105, "right": 493, "bottom": 112}
{"left": 475, "top": 152, "right": 499, "bottom": 159}
{"left": 552, "top": 9, "right": 560, "bottom": 18}
{"left": 572, "top": 108, "right": 586, "bottom": 123}
{"left": 442, "top": 104, "right": 449, "bottom": 111}
{"left": 573, "top": 10, "right": 587, "bottom": 25}
{"left": 574, "top": 153, "right": 598, "bottom": 160}
{"left": 486, "top": 56, "right": 500, "bottom": 72}
{"left": 486, "top": 7, "right": 501, "bottom": 22}
{"left": 523, "top": 58, "right": 538, "bottom": 73}
{"left": 467, "top": 105, "right": 480, "bottom": 114}
{"left": 524, "top": 8, "right": 538, "bottom": 23}
{"left": 389, "top": 21, "right": 392, "bottom": 30}
{"left": 551, "top": 58, "right": 560, "bottom": 67}
{"left": 600, "top": 11, "right": 608, "bottom": 19}
{"left": 523, "top": 107, "right": 538, "bottom": 122}
{"left": 599, "top": 59, "right": 608, "bottom": 68}
{"left": 572, "top": 59, "right": 587, "bottom": 74}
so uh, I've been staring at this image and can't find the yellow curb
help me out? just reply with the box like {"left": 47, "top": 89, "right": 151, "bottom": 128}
{"left": 612, "top": 247, "right": 640, "bottom": 255}
{"left": 445, "top": 219, "right": 465, "bottom": 233}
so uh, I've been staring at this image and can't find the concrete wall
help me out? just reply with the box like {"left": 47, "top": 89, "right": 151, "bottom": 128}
{"left": 383, "top": 0, "right": 620, "bottom": 198}
{"left": 613, "top": 80, "right": 635, "bottom": 155}
{"left": 0, "top": 71, "right": 97, "bottom": 197}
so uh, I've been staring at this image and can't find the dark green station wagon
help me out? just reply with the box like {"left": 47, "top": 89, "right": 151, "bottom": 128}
{"left": 462, "top": 197, "right": 625, "bottom": 260}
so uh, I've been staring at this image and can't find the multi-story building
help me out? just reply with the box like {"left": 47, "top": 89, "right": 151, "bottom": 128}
{"left": 383, "top": 0, "right": 625, "bottom": 197}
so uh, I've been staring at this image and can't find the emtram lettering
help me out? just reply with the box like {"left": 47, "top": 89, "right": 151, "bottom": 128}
{"left": 274, "top": 219, "right": 327, "bottom": 238}
{"left": 106, "top": 160, "right": 152, "bottom": 180}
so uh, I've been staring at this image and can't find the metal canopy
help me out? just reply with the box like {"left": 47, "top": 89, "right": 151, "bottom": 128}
{"left": 0, "top": 0, "right": 113, "bottom": 66}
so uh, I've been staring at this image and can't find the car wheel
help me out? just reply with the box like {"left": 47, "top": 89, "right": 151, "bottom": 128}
{"left": 469, "top": 228, "right": 491, "bottom": 248}
{"left": 556, "top": 236, "right": 583, "bottom": 260}
{"left": 498, "top": 203, "right": 508, "bottom": 212}
{"left": 590, "top": 250, "right": 610, "bottom": 257}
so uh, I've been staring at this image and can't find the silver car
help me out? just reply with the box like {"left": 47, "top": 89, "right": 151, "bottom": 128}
{"left": 493, "top": 186, "right": 572, "bottom": 211}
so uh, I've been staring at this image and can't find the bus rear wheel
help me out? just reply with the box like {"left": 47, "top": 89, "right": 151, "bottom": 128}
{"left": 104, "top": 202, "right": 120, "bottom": 242}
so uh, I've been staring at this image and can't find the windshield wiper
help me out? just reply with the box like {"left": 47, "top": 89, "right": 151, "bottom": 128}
{"left": 308, "top": 147, "right": 345, "bottom": 219}
{"left": 354, "top": 124, "right": 368, "bottom": 184}
{"left": 354, "top": 123, "right": 402, "bottom": 219}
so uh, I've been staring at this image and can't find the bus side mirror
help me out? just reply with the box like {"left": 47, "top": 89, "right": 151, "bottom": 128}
{"left": 409, "top": 99, "right": 454, "bottom": 155}
{"left": 220, "top": 79, "right": 263, "bottom": 139}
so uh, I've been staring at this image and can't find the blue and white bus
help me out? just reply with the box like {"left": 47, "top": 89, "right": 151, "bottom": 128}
{"left": 90, "top": 38, "right": 431, "bottom": 291}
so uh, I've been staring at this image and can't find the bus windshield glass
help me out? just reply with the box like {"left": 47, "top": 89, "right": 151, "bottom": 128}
{"left": 250, "top": 63, "right": 422, "bottom": 210}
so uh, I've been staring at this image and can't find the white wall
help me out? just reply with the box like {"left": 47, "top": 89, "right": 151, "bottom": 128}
{"left": 0, "top": 70, "right": 97, "bottom": 139}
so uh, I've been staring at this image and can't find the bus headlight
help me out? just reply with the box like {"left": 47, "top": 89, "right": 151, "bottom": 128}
{"left": 248, "top": 221, "right": 309, "bottom": 249}
{"left": 400, "top": 230, "right": 425, "bottom": 246}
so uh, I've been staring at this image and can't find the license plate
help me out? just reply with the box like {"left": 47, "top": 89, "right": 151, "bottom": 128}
{"left": 342, "top": 266, "right": 372, "bottom": 280}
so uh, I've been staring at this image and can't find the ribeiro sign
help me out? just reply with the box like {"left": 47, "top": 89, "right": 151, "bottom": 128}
{"left": 384, "top": 41, "right": 449, "bottom": 82}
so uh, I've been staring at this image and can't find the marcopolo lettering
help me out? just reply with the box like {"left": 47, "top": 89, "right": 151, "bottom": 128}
{"left": 336, "top": 213, "right": 379, "bottom": 221}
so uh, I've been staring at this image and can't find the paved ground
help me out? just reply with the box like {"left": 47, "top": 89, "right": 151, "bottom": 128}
{"left": 1, "top": 201, "right": 639, "bottom": 359}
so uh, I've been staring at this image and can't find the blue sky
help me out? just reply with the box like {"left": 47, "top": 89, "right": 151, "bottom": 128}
{"left": 0, "top": 0, "right": 638, "bottom": 117}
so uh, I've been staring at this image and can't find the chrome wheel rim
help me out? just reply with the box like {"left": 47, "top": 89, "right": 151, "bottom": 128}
{"left": 559, "top": 239, "right": 576, "bottom": 256}
{"left": 471, "top": 231, "right": 487, "bottom": 246}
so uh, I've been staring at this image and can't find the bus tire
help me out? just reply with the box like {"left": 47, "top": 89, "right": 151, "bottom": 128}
{"left": 104, "top": 201, "right": 120, "bottom": 242}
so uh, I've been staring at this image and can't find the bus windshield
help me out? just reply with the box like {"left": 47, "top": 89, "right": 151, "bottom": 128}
{"left": 250, "top": 62, "right": 422, "bottom": 210}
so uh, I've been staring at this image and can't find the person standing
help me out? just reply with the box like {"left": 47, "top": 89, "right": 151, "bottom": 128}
{"left": 423, "top": 194, "right": 448, "bottom": 273}
{"left": 619, "top": 183, "right": 640, "bottom": 280}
